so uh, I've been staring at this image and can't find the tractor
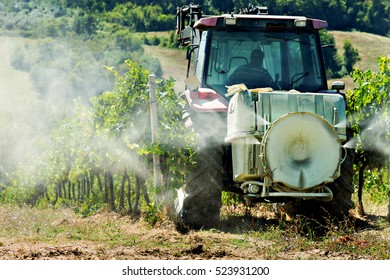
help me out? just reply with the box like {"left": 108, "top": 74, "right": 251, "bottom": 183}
{"left": 174, "top": 4, "right": 354, "bottom": 229}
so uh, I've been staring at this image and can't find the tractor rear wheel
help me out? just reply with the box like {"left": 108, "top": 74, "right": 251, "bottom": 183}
{"left": 174, "top": 144, "right": 223, "bottom": 229}
{"left": 325, "top": 147, "right": 355, "bottom": 218}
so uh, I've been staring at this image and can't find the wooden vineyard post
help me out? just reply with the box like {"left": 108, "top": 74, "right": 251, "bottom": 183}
{"left": 149, "top": 74, "right": 162, "bottom": 195}
{"left": 388, "top": 163, "right": 390, "bottom": 222}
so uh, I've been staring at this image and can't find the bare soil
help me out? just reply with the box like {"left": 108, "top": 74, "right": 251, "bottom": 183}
{"left": 0, "top": 204, "right": 389, "bottom": 260}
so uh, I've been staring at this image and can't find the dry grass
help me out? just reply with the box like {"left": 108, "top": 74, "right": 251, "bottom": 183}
{"left": 0, "top": 202, "right": 389, "bottom": 260}
{"left": 0, "top": 37, "right": 38, "bottom": 111}
{"left": 328, "top": 30, "right": 390, "bottom": 91}
{"left": 143, "top": 45, "right": 187, "bottom": 93}
{"left": 330, "top": 31, "right": 390, "bottom": 73}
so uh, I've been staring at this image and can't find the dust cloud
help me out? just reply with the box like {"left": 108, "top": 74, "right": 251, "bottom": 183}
{"left": 343, "top": 111, "right": 390, "bottom": 158}
{"left": 0, "top": 36, "right": 113, "bottom": 182}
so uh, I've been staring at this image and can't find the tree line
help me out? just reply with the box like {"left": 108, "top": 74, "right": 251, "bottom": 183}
{"left": 0, "top": 0, "right": 389, "bottom": 36}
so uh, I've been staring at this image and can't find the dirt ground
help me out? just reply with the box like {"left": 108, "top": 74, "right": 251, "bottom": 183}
{"left": 0, "top": 203, "right": 389, "bottom": 260}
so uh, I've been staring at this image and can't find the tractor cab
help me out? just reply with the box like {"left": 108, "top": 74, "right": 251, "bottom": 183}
{"left": 198, "top": 15, "right": 328, "bottom": 95}
{"left": 178, "top": 6, "right": 330, "bottom": 97}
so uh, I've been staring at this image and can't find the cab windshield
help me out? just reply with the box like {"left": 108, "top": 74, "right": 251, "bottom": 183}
{"left": 204, "top": 29, "right": 326, "bottom": 94}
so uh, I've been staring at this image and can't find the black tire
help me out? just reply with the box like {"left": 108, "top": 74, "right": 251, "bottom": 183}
{"left": 174, "top": 144, "right": 223, "bottom": 229}
{"left": 324, "top": 147, "right": 355, "bottom": 219}
{"left": 174, "top": 108, "right": 226, "bottom": 229}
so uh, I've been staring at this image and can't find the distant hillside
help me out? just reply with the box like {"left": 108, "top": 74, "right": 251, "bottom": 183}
{"left": 144, "top": 45, "right": 187, "bottom": 93}
{"left": 0, "top": 36, "right": 45, "bottom": 168}
{"left": 330, "top": 31, "right": 390, "bottom": 72}
{"left": 0, "top": 37, "right": 38, "bottom": 104}
{"left": 329, "top": 31, "right": 390, "bottom": 90}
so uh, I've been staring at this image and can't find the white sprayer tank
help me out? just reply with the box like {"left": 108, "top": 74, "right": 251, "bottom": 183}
{"left": 225, "top": 89, "right": 346, "bottom": 190}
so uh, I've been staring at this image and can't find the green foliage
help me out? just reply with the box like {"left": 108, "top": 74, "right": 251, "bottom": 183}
{"left": 362, "top": 168, "right": 389, "bottom": 204}
{"left": 1, "top": 0, "right": 389, "bottom": 36}
{"left": 347, "top": 56, "right": 390, "bottom": 197}
{"left": 73, "top": 10, "right": 98, "bottom": 38}
{"left": 343, "top": 39, "right": 361, "bottom": 73}
{"left": 268, "top": 0, "right": 389, "bottom": 36}
{"left": 221, "top": 192, "right": 242, "bottom": 208}
{"left": 74, "top": 201, "right": 103, "bottom": 218}
{"left": 92, "top": 60, "right": 195, "bottom": 188}
{"left": 347, "top": 56, "right": 390, "bottom": 162}
{"left": 104, "top": 3, "right": 175, "bottom": 32}
{"left": 144, "top": 31, "right": 180, "bottom": 48}
{"left": 92, "top": 61, "right": 149, "bottom": 138}
{"left": 143, "top": 202, "right": 161, "bottom": 226}
{"left": 0, "top": 57, "right": 195, "bottom": 217}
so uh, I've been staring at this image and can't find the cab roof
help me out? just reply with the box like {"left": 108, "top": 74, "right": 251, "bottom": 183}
{"left": 194, "top": 14, "right": 328, "bottom": 31}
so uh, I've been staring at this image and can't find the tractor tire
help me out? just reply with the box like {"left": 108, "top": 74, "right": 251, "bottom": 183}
{"left": 174, "top": 144, "right": 223, "bottom": 229}
{"left": 324, "top": 147, "right": 355, "bottom": 219}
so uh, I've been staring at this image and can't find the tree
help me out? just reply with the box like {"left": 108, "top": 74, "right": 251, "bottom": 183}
{"left": 363, "top": 0, "right": 390, "bottom": 36}
{"left": 343, "top": 39, "right": 360, "bottom": 73}
{"left": 74, "top": 10, "right": 98, "bottom": 37}
{"left": 324, "top": 0, "right": 347, "bottom": 29}
{"left": 320, "top": 30, "right": 343, "bottom": 78}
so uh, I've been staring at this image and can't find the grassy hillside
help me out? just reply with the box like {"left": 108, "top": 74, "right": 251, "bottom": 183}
{"left": 0, "top": 37, "right": 38, "bottom": 108}
{"left": 0, "top": 37, "right": 47, "bottom": 168}
{"left": 329, "top": 31, "right": 390, "bottom": 90}
{"left": 330, "top": 31, "right": 390, "bottom": 73}
{"left": 144, "top": 45, "right": 187, "bottom": 93}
